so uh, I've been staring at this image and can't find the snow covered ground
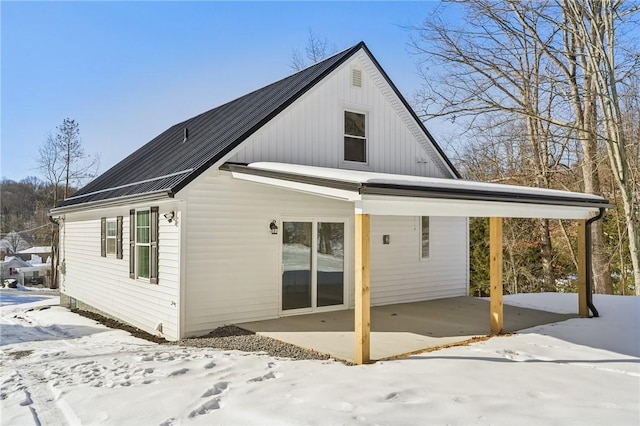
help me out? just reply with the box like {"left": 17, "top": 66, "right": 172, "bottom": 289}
{"left": 1, "top": 291, "right": 638, "bottom": 425}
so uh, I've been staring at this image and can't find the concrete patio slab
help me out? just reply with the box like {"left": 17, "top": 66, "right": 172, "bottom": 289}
{"left": 238, "top": 297, "right": 576, "bottom": 362}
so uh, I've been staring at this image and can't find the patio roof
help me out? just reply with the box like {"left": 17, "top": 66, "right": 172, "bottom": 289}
{"left": 222, "top": 162, "right": 611, "bottom": 220}
{"left": 224, "top": 161, "right": 607, "bottom": 364}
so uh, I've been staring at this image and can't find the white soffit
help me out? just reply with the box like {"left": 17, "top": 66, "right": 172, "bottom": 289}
{"left": 224, "top": 162, "right": 609, "bottom": 220}
{"left": 356, "top": 196, "right": 594, "bottom": 219}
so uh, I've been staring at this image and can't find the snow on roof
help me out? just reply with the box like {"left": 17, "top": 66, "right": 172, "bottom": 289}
{"left": 16, "top": 246, "right": 51, "bottom": 254}
{"left": 1, "top": 256, "right": 31, "bottom": 267}
{"left": 247, "top": 162, "right": 606, "bottom": 202}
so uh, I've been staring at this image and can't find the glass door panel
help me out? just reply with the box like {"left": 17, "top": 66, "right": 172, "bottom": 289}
{"left": 317, "top": 222, "right": 344, "bottom": 307}
{"left": 282, "top": 221, "right": 312, "bottom": 310}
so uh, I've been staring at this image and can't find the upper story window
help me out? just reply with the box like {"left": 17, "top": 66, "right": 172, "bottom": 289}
{"left": 344, "top": 111, "right": 367, "bottom": 163}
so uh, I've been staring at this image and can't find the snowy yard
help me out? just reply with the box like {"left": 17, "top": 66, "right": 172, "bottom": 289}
{"left": 1, "top": 291, "right": 638, "bottom": 425}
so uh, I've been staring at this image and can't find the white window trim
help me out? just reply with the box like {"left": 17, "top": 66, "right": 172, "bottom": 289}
{"left": 278, "top": 216, "right": 351, "bottom": 316}
{"left": 135, "top": 209, "right": 151, "bottom": 281}
{"left": 106, "top": 218, "right": 117, "bottom": 255}
{"left": 420, "top": 216, "right": 430, "bottom": 260}
{"left": 341, "top": 108, "right": 370, "bottom": 168}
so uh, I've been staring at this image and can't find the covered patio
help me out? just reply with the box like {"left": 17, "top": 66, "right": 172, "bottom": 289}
{"left": 239, "top": 296, "right": 576, "bottom": 363}
{"left": 223, "top": 162, "right": 611, "bottom": 364}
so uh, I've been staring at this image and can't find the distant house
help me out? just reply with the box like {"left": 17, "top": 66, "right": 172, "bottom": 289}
{"left": 50, "top": 42, "right": 608, "bottom": 348}
{"left": 15, "top": 264, "right": 51, "bottom": 287}
{"left": 1, "top": 256, "right": 31, "bottom": 283}
{"left": 16, "top": 246, "right": 52, "bottom": 264}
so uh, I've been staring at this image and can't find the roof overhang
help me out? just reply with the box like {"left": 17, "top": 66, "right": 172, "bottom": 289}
{"left": 222, "top": 162, "right": 611, "bottom": 220}
{"left": 49, "top": 190, "right": 174, "bottom": 217}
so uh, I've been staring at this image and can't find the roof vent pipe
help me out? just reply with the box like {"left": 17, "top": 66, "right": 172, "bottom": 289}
{"left": 585, "top": 207, "right": 606, "bottom": 317}
{"left": 183, "top": 128, "right": 188, "bottom": 143}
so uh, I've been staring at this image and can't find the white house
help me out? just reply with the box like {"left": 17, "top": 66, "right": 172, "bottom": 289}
{"left": 16, "top": 246, "right": 52, "bottom": 264}
{"left": 50, "top": 42, "right": 609, "bottom": 357}
{"left": 1, "top": 256, "right": 31, "bottom": 284}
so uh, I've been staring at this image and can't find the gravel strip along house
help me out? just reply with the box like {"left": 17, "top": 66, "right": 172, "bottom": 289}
{"left": 50, "top": 41, "right": 609, "bottom": 364}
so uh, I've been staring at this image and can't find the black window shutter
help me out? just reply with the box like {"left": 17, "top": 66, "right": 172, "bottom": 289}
{"left": 116, "top": 216, "right": 123, "bottom": 260}
{"left": 129, "top": 209, "right": 135, "bottom": 278}
{"left": 150, "top": 206, "right": 159, "bottom": 284}
{"left": 100, "top": 217, "right": 106, "bottom": 257}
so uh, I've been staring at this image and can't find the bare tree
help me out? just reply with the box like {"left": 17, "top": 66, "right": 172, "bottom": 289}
{"left": 410, "top": 0, "right": 639, "bottom": 294}
{"left": 562, "top": 0, "right": 640, "bottom": 293}
{"left": 290, "top": 30, "right": 337, "bottom": 71}
{"left": 0, "top": 231, "right": 32, "bottom": 254}
{"left": 410, "top": 0, "right": 576, "bottom": 290}
{"left": 36, "top": 118, "right": 99, "bottom": 206}
{"left": 35, "top": 118, "right": 99, "bottom": 289}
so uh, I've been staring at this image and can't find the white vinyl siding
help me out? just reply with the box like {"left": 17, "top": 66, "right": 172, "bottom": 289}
{"left": 182, "top": 170, "right": 468, "bottom": 336}
{"left": 59, "top": 204, "right": 181, "bottom": 340}
{"left": 183, "top": 172, "right": 354, "bottom": 337}
{"left": 369, "top": 216, "right": 468, "bottom": 306}
{"left": 229, "top": 51, "right": 452, "bottom": 178}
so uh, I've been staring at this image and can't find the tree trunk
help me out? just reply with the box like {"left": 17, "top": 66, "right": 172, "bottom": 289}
{"left": 538, "top": 219, "right": 555, "bottom": 291}
{"left": 578, "top": 65, "right": 613, "bottom": 294}
{"left": 580, "top": 127, "right": 613, "bottom": 294}
{"left": 618, "top": 187, "right": 640, "bottom": 294}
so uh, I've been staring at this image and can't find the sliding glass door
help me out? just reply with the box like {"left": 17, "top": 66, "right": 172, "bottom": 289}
{"left": 282, "top": 220, "right": 346, "bottom": 313}
{"left": 282, "top": 221, "right": 313, "bottom": 310}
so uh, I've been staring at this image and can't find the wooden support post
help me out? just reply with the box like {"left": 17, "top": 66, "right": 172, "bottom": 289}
{"left": 355, "top": 214, "right": 371, "bottom": 365}
{"left": 577, "top": 219, "right": 589, "bottom": 317}
{"left": 489, "top": 217, "right": 503, "bottom": 334}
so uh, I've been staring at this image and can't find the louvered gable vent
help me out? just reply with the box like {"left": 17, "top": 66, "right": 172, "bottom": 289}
{"left": 352, "top": 68, "right": 362, "bottom": 88}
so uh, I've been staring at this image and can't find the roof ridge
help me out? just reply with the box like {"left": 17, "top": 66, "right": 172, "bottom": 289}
{"left": 174, "top": 42, "right": 366, "bottom": 130}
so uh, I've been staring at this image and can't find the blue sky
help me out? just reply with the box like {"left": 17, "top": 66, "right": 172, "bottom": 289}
{"left": 1, "top": 1, "right": 452, "bottom": 182}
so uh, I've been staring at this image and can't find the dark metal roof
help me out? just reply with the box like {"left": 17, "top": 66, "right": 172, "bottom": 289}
{"left": 53, "top": 41, "right": 459, "bottom": 211}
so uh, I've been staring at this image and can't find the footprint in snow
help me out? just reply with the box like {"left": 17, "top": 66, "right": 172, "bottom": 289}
{"left": 189, "top": 398, "right": 220, "bottom": 417}
{"left": 19, "top": 389, "right": 33, "bottom": 406}
{"left": 202, "top": 382, "right": 228, "bottom": 398}
{"left": 385, "top": 392, "right": 399, "bottom": 401}
{"left": 248, "top": 371, "right": 282, "bottom": 383}
{"left": 204, "top": 361, "right": 216, "bottom": 369}
{"left": 169, "top": 368, "right": 189, "bottom": 377}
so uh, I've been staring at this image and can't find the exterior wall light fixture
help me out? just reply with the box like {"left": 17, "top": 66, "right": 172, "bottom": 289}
{"left": 270, "top": 220, "right": 278, "bottom": 235}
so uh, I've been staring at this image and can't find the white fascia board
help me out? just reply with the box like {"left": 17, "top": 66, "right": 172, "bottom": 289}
{"left": 358, "top": 195, "right": 597, "bottom": 219}
{"left": 230, "top": 172, "right": 361, "bottom": 202}
{"left": 49, "top": 191, "right": 174, "bottom": 217}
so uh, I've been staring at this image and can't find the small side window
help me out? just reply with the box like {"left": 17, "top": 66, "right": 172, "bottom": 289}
{"left": 106, "top": 220, "right": 117, "bottom": 255}
{"left": 421, "top": 216, "right": 430, "bottom": 259}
